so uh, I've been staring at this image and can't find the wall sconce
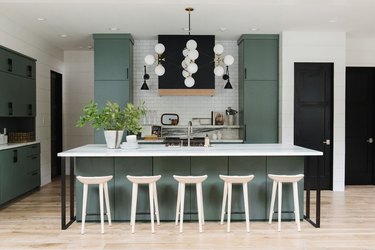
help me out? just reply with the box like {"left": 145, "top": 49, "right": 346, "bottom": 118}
{"left": 141, "top": 65, "right": 149, "bottom": 90}
{"left": 145, "top": 44, "right": 166, "bottom": 76}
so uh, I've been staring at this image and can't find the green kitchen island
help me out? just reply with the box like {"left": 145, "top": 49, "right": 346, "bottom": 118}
{"left": 58, "top": 144, "right": 322, "bottom": 229}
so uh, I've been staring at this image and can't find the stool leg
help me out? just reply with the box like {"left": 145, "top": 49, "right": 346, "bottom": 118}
{"left": 104, "top": 182, "right": 112, "bottom": 226}
{"left": 293, "top": 182, "right": 301, "bottom": 231}
{"left": 227, "top": 182, "right": 232, "bottom": 233}
{"left": 278, "top": 182, "right": 282, "bottom": 232}
{"left": 153, "top": 182, "right": 160, "bottom": 226}
{"left": 175, "top": 182, "right": 181, "bottom": 225}
{"left": 220, "top": 181, "right": 228, "bottom": 225}
{"left": 196, "top": 183, "right": 204, "bottom": 233}
{"left": 130, "top": 183, "right": 138, "bottom": 233}
{"left": 81, "top": 183, "right": 88, "bottom": 235}
{"left": 179, "top": 183, "right": 185, "bottom": 233}
{"left": 269, "top": 180, "right": 277, "bottom": 224}
{"left": 99, "top": 183, "right": 104, "bottom": 234}
{"left": 149, "top": 183, "right": 155, "bottom": 233}
{"left": 243, "top": 183, "right": 250, "bottom": 233}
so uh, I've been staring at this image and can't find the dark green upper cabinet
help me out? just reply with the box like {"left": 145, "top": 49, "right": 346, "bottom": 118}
{"left": 93, "top": 34, "right": 134, "bottom": 81}
{"left": 238, "top": 35, "right": 279, "bottom": 143}
{"left": 0, "top": 45, "right": 36, "bottom": 79}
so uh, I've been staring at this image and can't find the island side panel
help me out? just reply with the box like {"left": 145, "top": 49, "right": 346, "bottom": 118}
{"left": 228, "top": 156, "right": 267, "bottom": 220}
{"left": 153, "top": 157, "right": 191, "bottom": 221}
{"left": 75, "top": 157, "right": 115, "bottom": 221}
{"left": 266, "top": 156, "right": 305, "bottom": 220}
{"left": 114, "top": 157, "right": 153, "bottom": 221}
{"left": 190, "top": 156, "right": 228, "bottom": 221}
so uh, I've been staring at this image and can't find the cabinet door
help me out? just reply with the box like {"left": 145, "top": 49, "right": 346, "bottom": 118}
{"left": 153, "top": 157, "right": 191, "bottom": 221}
{"left": 0, "top": 49, "right": 13, "bottom": 74}
{"left": 114, "top": 157, "right": 153, "bottom": 220}
{"left": 0, "top": 149, "right": 18, "bottom": 204}
{"left": 18, "top": 77, "right": 36, "bottom": 116}
{"left": 0, "top": 72, "right": 17, "bottom": 116}
{"left": 244, "top": 39, "right": 278, "bottom": 81}
{"left": 244, "top": 80, "right": 278, "bottom": 143}
{"left": 94, "top": 39, "right": 131, "bottom": 81}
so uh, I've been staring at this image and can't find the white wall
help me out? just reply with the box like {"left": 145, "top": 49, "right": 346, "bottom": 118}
{"left": 0, "top": 16, "right": 64, "bottom": 186}
{"left": 347, "top": 37, "right": 375, "bottom": 66}
{"left": 280, "top": 31, "right": 346, "bottom": 191}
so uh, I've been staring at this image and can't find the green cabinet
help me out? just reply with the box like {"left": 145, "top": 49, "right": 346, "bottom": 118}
{"left": 0, "top": 46, "right": 36, "bottom": 117}
{"left": 0, "top": 143, "right": 40, "bottom": 206}
{"left": 93, "top": 34, "right": 134, "bottom": 143}
{"left": 238, "top": 35, "right": 279, "bottom": 143}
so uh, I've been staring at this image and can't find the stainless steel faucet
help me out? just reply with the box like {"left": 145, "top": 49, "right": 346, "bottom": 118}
{"left": 187, "top": 121, "right": 193, "bottom": 147}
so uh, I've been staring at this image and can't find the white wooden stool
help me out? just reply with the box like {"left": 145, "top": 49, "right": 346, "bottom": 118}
{"left": 76, "top": 175, "right": 113, "bottom": 234}
{"left": 126, "top": 175, "right": 161, "bottom": 233}
{"left": 268, "top": 174, "right": 304, "bottom": 231}
{"left": 219, "top": 174, "right": 255, "bottom": 232}
{"left": 173, "top": 175, "right": 208, "bottom": 233}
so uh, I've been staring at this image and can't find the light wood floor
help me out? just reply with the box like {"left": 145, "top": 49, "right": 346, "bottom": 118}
{"left": 0, "top": 179, "right": 374, "bottom": 250}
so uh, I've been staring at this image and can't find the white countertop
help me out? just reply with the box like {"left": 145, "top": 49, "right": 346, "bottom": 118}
{"left": 0, "top": 141, "right": 40, "bottom": 151}
{"left": 58, "top": 144, "right": 322, "bottom": 157}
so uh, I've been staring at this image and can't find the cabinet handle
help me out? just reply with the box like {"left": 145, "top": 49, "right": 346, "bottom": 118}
{"left": 7, "top": 58, "right": 12, "bottom": 72}
{"left": 8, "top": 102, "right": 13, "bottom": 115}
{"left": 244, "top": 124, "right": 247, "bottom": 141}
{"left": 31, "top": 145, "right": 37, "bottom": 149}
{"left": 27, "top": 65, "right": 32, "bottom": 77}
{"left": 31, "top": 172, "right": 38, "bottom": 176}
{"left": 31, "top": 156, "right": 38, "bottom": 160}
{"left": 13, "top": 150, "right": 18, "bottom": 163}
{"left": 126, "top": 68, "right": 129, "bottom": 80}
{"left": 244, "top": 68, "right": 247, "bottom": 80}
{"left": 28, "top": 104, "right": 33, "bottom": 116}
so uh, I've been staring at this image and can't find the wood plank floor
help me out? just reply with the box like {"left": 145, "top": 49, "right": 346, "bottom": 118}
{"left": 0, "top": 179, "right": 374, "bottom": 249}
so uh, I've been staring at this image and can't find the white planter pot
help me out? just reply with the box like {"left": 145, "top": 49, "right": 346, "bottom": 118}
{"left": 104, "top": 130, "right": 124, "bottom": 149}
{"left": 126, "top": 134, "right": 137, "bottom": 144}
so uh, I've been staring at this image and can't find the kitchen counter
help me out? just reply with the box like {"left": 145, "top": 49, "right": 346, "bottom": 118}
{"left": 59, "top": 143, "right": 322, "bottom": 230}
{"left": 0, "top": 141, "right": 40, "bottom": 151}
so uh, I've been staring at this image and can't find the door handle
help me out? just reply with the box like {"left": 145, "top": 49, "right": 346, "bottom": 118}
{"left": 367, "top": 138, "right": 374, "bottom": 144}
{"left": 323, "top": 139, "right": 330, "bottom": 145}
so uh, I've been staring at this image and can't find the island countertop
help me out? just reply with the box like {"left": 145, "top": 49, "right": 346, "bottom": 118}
{"left": 58, "top": 143, "right": 322, "bottom": 157}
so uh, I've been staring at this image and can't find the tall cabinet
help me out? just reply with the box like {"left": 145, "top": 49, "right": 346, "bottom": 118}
{"left": 93, "top": 34, "right": 134, "bottom": 143}
{"left": 238, "top": 35, "right": 279, "bottom": 143}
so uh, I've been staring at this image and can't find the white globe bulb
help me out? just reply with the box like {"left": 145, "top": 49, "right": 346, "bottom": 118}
{"left": 186, "top": 39, "right": 197, "bottom": 50}
{"left": 188, "top": 49, "right": 199, "bottom": 60}
{"left": 224, "top": 55, "right": 234, "bottom": 66}
{"left": 182, "top": 49, "right": 189, "bottom": 57}
{"left": 182, "top": 70, "right": 189, "bottom": 78}
{"left": 213, "top": 44, "right": 224, "bottom": 55}
{"left": 184, "top": 76, "right": 195, "bottom": 87}
{"left": 154, "top": 43, "right": 165, "bottom": 54}
{"left": 154, "top": 64, "right": 165, "bottom": 76}
{"left": 184, "top": 57, "right": 191, "bottom": 65}
{"left": 181, "top": 60, "right": 187, "bottom": 68}
{"left": 214, "top": 65, "right": 225, "bottom": 76}
{"left": 145, "top": 55, "right": 155, "bottom": 65}
{"left": 187, "top": 62, "right": 198, "bottom": 74}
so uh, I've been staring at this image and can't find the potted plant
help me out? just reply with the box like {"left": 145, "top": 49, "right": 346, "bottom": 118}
{"left": 76, "top": 101, "right": 146, "bottom": 149}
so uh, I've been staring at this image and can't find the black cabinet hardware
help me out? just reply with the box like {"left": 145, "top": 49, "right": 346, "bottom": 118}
{"left": 13, "top": 150, "right": 18, "bottom": 163}
{"left": 8, "top": 102, "right": 13, "bottom": 115}
{"left": 7, "top": 58, "right": 12, "bottom": 72}
{"left": 28, "top": 104, "right": 33, "bottom": 116}
{"left": 27, "top": 65, "right": 32, "bottom": 77}
{"left": 126, "top": 68, "right": 128, "bottom": 80}
{"left": 245, "top": 68, "right": 247, "bottom": 80}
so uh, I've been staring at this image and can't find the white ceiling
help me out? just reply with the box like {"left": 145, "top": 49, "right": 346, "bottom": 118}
{"left": 1, "top": 0, "right": 375, "bottom": 51}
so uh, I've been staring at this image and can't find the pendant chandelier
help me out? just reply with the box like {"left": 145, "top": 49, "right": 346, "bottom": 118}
{"left": 143, "top": 7, "right": 234, "bottom": 89}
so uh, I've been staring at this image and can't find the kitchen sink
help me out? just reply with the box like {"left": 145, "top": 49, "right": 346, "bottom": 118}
{"left": 164, "top": 137, "right": 205, "bottom": 147}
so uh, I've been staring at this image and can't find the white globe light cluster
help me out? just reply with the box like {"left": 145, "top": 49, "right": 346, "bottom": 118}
{"left": 181, "top": 39, "right": 199, "bottom": 87}
{"left": 213, "top": 44, "right": 234, "bottom": 77}
{"left": 144, "top": 43, "right": 166, "bottom": 76}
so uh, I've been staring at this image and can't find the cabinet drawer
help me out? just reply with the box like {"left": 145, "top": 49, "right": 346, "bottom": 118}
{"left": 27, "top": 169, "right": 40, "bottom": 190}
{"left": 23, "top": 143, "right": 40, "bottom": 156}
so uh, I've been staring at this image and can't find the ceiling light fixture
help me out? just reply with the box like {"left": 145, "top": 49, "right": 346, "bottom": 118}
{"left": 37, "top": 17, "right": 46, "bottom": 21}
{"left": 60, "top": 34, "right": 68, "bottom": 38}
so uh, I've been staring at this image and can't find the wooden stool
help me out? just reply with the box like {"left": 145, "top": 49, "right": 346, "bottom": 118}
{"left": 268, "top": 174, "right": 304, "bottom": 231}
{"left": 76, "top": 175, "right": 113, "bottom": 234}
{"left": 173, "top": 175, "right": 208, "bottom": 233}
{"left": 126, "top": 175, "right": 161, "bottom": 233}
{"left": 219, "top": 174, "right": 255, "bottom": 232}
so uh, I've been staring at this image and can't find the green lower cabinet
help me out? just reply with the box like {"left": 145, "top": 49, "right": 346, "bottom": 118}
{"left": 0, "top": 149, "right": 16, "bottom": 204}
{"left": 228, "top": 157, "right": 267, "bottom": 220}
{"left": 190, "top": 157, "right": 228, "bottom": 221}
{"left": 153, "top": 157, "right": 191, "bottom": 221}
{"left": 266, "top": 156, "right": 304, "bottom": 220}
{"left": 75, "top": 158, "right": 115, "bottom": 221}
{"left": 114, "top": 157, "right": 152, "bottom": 221}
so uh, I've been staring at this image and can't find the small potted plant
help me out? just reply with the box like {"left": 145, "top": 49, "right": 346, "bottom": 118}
{"left": 76, "top": 101, "right": 146, "bottom": 149}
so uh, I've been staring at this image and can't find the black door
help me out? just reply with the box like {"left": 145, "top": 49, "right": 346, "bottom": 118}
{"left": 294, "top": 63, "right": 333, "bottom": 190}
{"left": 345, "top": 67, "right": 374, "bottom": 185}
{"left": 51, "top": 71, "right": 63, "bottom": 179}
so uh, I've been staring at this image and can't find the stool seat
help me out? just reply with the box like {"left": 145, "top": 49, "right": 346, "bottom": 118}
{"left": 219, "top": 174, "right": 255, "bottom": 232}
{"left": 126, "top": 175, "right": 161, "bottom": 233}
{"left": 268, "top": 174, "right": 304, "bottom": 232}
{"left": 173, "top": 175, "right": 207, "bottom": 233}
{"left": 77, "top": 175, "right": 113, "bottom": 234}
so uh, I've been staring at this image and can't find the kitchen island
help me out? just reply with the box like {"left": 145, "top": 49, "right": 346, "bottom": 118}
{"left": 58, "top": 144, "right": 322, "bottom": 229}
